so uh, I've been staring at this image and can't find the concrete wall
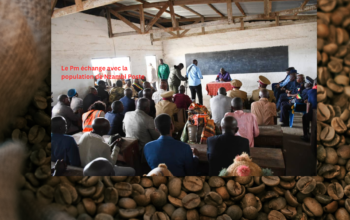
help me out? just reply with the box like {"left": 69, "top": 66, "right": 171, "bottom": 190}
{"left": 52, "top": 13, "right": 163, "bottom": 105}
{"left": 52, "top": 12, "right": 316, "bottom": 108}
{"left": 162, "top": 21, "right": 317, "bottom": 107}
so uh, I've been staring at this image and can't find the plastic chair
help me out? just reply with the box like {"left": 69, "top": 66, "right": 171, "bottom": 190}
{"left": 289, "top": 102, "right": 306, "bottom": 128}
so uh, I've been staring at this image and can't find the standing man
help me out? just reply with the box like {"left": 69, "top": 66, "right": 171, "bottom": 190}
{"left": 169, "top": 63, "right": 187, "bottom": 94}
{"left": 186, "top": 59, "right": 203, "bottom": 105}
{"left": 210, "top": 87, "right": 232, "bottom": 127}
{"left": 158, "top": 59, "right": 170, "bottom": 91}
{"left": 216, "top": 68, "right": 231, "bottom": 82}
{"left": 147, "top": 63, "right": 157, "bottom": 90}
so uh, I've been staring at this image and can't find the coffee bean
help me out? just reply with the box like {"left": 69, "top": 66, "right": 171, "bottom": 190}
{"left": 267, "top": 210, "right": 286, "bottom": 220}
{"left": 169, "top": 207, "right": 186, "bottom": 220}
{"left": 280, "top": 205, "right": 297, "bottom": 219}
{"left": 208, "top": 176, "right": 225, "bottom": 188}
{"left": 115, "top": 182, "right": 132, "bottom": 197}
{"left": 318, "top": 103, "right": 331, "bottom": 122}
{"left": 97, "top": 203, "right": 117, "bottom": 216}
{"left": 168, "top": 178, "right": 182, "bottom": 197}
{"left": 204, "top": 192, "right": 223, "bottom": 206}
{"left": 28, "top": 125, "right": 45, "bottom": 144}
{"left": 151, "top": 189, "right": 167, "bottom": 208}
{"left": 162, "top": 203, "right": 175, "bottom": 217}
{"left": 119, "top": 208, "right": 139, "bottom": 219}
{"left": 183, "top": 176, "right": 203, "bottom": 192}
{"left": 268, "top": 197, "right": 287, "bottom": 211}
{"left": 200, "top": 205, "right": 218, "bottom": 218}
{"left": 262, "top": 176, "right": 280, "bottom": 187}
{"left": 104, "top": 187, "right": 118, "bottom": 204}
{"left": 152, "top": 211, "right": 170, "bottom": 220}
{"left": 168, "top": 195, "right": 183, "bottom": 208}
{"left": 226, "top": 180, "right": 243, "bottom": 196}
{"left": 182, "top": 193, "right": 201, "bottom": 209}
{"left": 327, "top": 182, "right": 344, "bottom": 200}
{"left": 296, "top": 177, "right": 317, "bottom": 194}
{"left": 302, "top": 197, "right": 323, "bottom": 217}
{"left": 320, "top": 126, "right": 336, "bottom": 142}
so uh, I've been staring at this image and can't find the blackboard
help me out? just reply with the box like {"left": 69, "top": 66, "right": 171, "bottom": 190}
{"left": 185, "top": 46, "right": 288, "bottom": 75}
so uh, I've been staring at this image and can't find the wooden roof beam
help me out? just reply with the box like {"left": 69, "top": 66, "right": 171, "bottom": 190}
{"left": 235, "top": 3, "right": 246, "bottom": 16}
{"left": 145, "top": 4, "right": 168, "bottom": 31}
{"left": 52, "top": 0, "right": 124, "bottom": 18}
{"left": 295, "top": 0, "right": 309, "bottom": 15}
{"left": 227, "top": 0, "right": 233, "bottom": 24}
{"left": 180, "top": 5, "right": 203, "bottom": 17}
{"left": 110, "top": 9, "right": 142, "bottom": 33}
{"left": 207, "top": 4, "right": 224, "bottom": 17}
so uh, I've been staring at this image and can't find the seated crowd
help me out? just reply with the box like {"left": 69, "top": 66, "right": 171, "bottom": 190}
{"left": 51, "top": 68, "right": 317, "bottom": 176}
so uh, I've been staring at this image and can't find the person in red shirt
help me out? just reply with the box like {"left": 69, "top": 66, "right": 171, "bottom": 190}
{"left": 173, "top": 85, "right": 192, "bottom": 109}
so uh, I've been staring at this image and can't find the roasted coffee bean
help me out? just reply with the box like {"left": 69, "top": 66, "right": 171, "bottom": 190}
{"left": 182, "top": 193, "right": 201, "bottom": 209}
{"left": 183, "top": 176, "right": 203, "bottom": 192}
{"left": 204, "top": 192, "right": 223, "bottom": 206}
{"left": 296, "top": 177, "right": 317, "bottom": 194}
{"left": 119, "top": 198, "right": 137, "bottom": 209}
{"left": 28, "top": 125, "right": 45, "bottom": 144}
{"left": 97, "top": 203, "right": 118, "bottom": 216}
{"left": 302, "top": 197, "right": 323, "bottom": 217}
{"left": 115, "top": 182, "right": 132, "bottom": 197}
{"left": 262, "top": 176, "right": 280, "bottom": 187}
{"left": 200, "top": 205, "right": 218, "bottom": 218}
{"left": 168, "top": 178, "right": 182, "bottom": 197}
{"left": 104, "top": 187, "right": 118, "bottom": 204}
{"left": 327, "top": 182, "right": 344, "bottom": 200}
{"left": 208, "top": 176, "right": 225, "bottom": 188}
{"left": 168, "top": 195, "right": 183, "bottom": 208}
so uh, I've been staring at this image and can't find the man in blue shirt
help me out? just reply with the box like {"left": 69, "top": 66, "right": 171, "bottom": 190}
{"left": 276, "top": 72, "right": 299, "bottom": 110}
{"left": 120, "top": 88, "right": 136, "bottom": 115}
{"left": 301, "top": 80, "right": 317, "bottom": 142}
{"left": 274, "top": 68, "right": 297, "bottom": 106}
{"left": 51, "top": 116, "right": 81, "bottom": 167}
{"left": 186, "top": 59, "right": 204, "bottom": 105}
{"left": 105, "top": 101, "right": 125, "bottom": 136}
{"left": 144, "top": 114, "right": 199, "bottom": 176}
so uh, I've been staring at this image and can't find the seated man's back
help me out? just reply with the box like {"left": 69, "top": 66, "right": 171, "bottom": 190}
{"left": 123, "top": 98, "right": 160, "bottom": 150}
{"left": 207, "top": 133, "right": 250, "bottom": 176}
{"left": 144, "top": 114, "right": 198, "bottom": 176}
{"left": 207, "top": 116, "right": 250, "bottom": 175}
{"left": 78, "top": 132, "right": 118, "bottom": 167}
{"left": 51, "top": 116, "right": 81, "bottom": 167}
{"left": 144, "top": 136, "right": 197, "bottom": 176}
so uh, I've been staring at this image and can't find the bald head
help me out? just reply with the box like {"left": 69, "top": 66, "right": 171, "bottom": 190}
{"left": 231, "top": 97, "right": 243, "bottom": 111}
{"left": 51, "top": 116, "right": 67, "bottom": 134}
{"left": 91, "top": 118, "right": 110, "bottom": 136}
{"left": 83, "top": 158, "right": 115, "bottom": 176}
{"left": 58, "top": 94, "right": 69, "bottom": 106}
{"left": 221, "top": 116, "right": 238, "bottom": 134}
{"left": 137, "top": 98, "right": 150, "bottom": 113}
{"left": 218, "top": 87, "right": 226, "bottom": 95}
{"left": 259, "top": 88, "right": 270, "bottom": 99}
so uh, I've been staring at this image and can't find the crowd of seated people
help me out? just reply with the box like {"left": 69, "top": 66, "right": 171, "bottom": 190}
{"left": 51, "top": 69, "right": 317, "bottom": 176}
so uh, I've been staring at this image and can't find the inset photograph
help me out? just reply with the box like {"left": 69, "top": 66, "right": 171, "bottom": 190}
{"left": 51, "top": 0, "right": 317, "bottom": 176}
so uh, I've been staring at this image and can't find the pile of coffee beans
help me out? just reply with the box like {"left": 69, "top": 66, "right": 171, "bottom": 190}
{"left": 17, "top": 175, "right": 350, "bottom": 220}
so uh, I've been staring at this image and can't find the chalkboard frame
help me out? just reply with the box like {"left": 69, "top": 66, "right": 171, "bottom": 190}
{"left": 185, "top": 46, "right": 288, "bottom": 75}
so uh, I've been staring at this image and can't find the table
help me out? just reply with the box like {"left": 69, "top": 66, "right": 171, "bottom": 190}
{"left": 254, "top": 125, "right": 283, "bottom": 148}
{"left": 190, "top": 144, "right": 285, "bottom": 175}
{"left": 72, "top": 133, "right": 140, "bottom": 170}
{"left": 206, "top": 82, "right": 232, "bottom": 97}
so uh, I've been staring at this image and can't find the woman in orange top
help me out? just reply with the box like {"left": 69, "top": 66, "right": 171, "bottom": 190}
{"left": 82, "top": 101, "right": 106, "bottom": 132}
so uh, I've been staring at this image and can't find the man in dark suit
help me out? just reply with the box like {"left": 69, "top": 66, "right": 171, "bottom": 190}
{"left": 207, "top": 116, "right": 250, "bottom": 176}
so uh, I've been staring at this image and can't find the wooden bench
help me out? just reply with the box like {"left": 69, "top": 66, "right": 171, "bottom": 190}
{"left": 190, "top": 144, "right": 285, "bottom": 176}
{"left": 72, "top": 133, "right": 140, "bottom": 171}
{"left": 254, "top": 125, "right": 283, "bottom": 148}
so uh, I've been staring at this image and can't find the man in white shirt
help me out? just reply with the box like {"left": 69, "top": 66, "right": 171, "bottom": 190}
{"left": 152, "top": 80, "right": 167, "bottom": 104}
{"left": 78, "top": 117, "right": 135, "bottom": 175}
{"left": 68, "top": 89, "right": 83, "bottom": 113}
{"left": 147, "top": 63, "right": 157, "bottom": 89}
{"left": 210, "top": 87, "right": 232, "bottom": 127}
{"left": 123, "top": 98, "right": 160, "bottom": 150}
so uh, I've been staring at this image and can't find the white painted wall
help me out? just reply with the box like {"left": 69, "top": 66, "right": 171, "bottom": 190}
{"left": 52, "top": 13, "right": 163, "bottom": 105}
{"left": 162, "top": 22, "right": 317, "bottom": 107}
{"left": 52, "top": 12, "right": 316, "bottom": 108}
